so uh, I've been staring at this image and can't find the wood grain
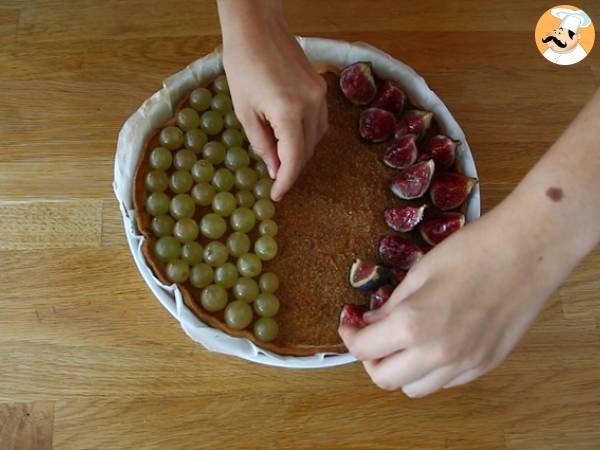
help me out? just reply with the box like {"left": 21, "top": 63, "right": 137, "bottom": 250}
{"left": 1, "top": 0, "right": 599, "bottom": 449}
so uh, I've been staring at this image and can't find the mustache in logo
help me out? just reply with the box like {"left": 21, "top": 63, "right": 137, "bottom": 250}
{"left": 542, "top": 35, "right": 567, "bottom": 48}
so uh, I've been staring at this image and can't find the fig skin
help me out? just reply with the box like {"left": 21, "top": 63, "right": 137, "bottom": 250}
{"left": 348, "top": 258, "right": 392, "bottom": 291}
{"left": 383, "top": 134, "right": 419, "bottom": 170}
{"left": 378, "top": 235, "right": 425, "bottom": 271}
{"left": 391, "top": 271, "right": 407, "bottom": 286}
{"left": 418, "top": 134, "right": 460, "bottom": 170}
{"left": 370, "top": 285, "right": 393, "bottom": 310}
{"left": 371, "top": 80, "right": 407, "bottom": 116}
{"left": 339, "top": 62, "right": 377, "bottom": 105}
{"left": 339, "top": 304, "right": 369, "bottom": 328}
{"left": 389, "top": 160, "right": 435, "bottom": 200}
{"left": 394, "top": 109, "right": 434, "bottom": 140}
{"left": 383, "top": 205, "right": 426, "bottom": 232}
{"left": 430, "top": 172, "right": 477, "bottom": 210}
{"left": 420, "top": 212, "right": 466, "bottom": 246}
{"left": 359, "top": 108, "right": 396, "bottom": 143}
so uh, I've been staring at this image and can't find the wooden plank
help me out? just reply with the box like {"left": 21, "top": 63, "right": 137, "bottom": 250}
{"left": 0, "top": 9, "right": 19, "bottom": 47}
{"left": 560, "top": 278, "right": 600, "bottom": 321}
{"left": 0, "top": 402, "right": 54, "bottom": 450}
{"left": 101, "top": 198, "right": 127, "bottom": 246}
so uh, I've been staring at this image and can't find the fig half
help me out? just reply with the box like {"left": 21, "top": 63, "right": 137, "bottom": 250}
{"left": 339, "top": 62, "right": 377, "bottom": 105}
{"left": 348, "top": 258, "right": 392, "bottom": 291}
{"left": 418, "top": 134, "right": 459, "bottom": 170}
{"left": 430, "top": 172, "right": 477, "bottom": 210}
{"left": 369, "top": 285, "right": 393, "bottom": 310}
{"left": 371, "top": 81, "right": 407, "bottom": 116}
{"left": 394, "top": 109, "right": 433, "bottom": 140}
{"left": 359, "top": 108, "right": 396, "bottom": 143}
{"left": 339, "top": 304, "right": 368, "bottom": 328}
{"left": 383, "top": 205, "right": 426, "bottom": 232}
{"left": 420, "top": 212, "right": 465, "bottom": 245}
{"left": 389, "top": 160, "right": 435, "bottom": 200}
{"left": 378, "top": 235, "right": 425, "bottom": 270}
{"left": 382, "top": 134, "right": 418, "bottom": 170}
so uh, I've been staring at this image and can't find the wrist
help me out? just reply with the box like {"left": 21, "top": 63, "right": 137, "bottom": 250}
{"left": 217, "top": 0, "right": 286, "bottom": 40}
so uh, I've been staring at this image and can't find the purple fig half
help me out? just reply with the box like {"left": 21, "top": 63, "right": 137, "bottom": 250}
{"left": 339, "top": 304, "right": 369, "bottom": 328}
{"left": 371, "top": 81, "right": 407, "bottom": 116}
{"left": 389, "top": 160, "right": 435, "bottom": 200}
{"left": 382, "top": 134, "right": 418, "bottom": 169}
{"left": 383, "top": 205, "right": 426, "bottom": 232}
{"left": 359, "top": 107, "right": 396, "bottom": 143}
{"left": 378, "top": 235, "right": 425, "bottom": 271}
{"left": 420, "top": 212, "right": 466, "bottom": 246}
{"left": 418, "top": 134, "right": 459, "bottom": 170}
{"left": 339, "top": 62, "right": 377, "bottom": 105}
{"left": 430, "top": 172, "right": 477, "bottom": 211}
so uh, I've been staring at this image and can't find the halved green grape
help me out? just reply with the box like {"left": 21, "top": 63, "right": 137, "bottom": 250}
{"left": 174, "top": 149, "right": 197, "bottom": 171}
{"left": 191, "top": 182, "right": 216, "bottom": 206}
{"left": 191, "top": 159, "right": 214, "bottom": 183}
{"left": 203, "top": 241, "right": 229, "bottom": 267}
{"left": 190, "top": 263, "right": 214, "bottom": 288}
{"left": 237, "top": 253, "right": 262, "bottom": 278}
{"left": 211, "top": 92, "right": 233, "bottom": 114}
{"left": 230, "top": 207, "right": 256, "bottom": 233}
{"left": 224, "top": 111, "right": 241, "bottom": 129}
{"left": 253, "top": 293, "right": 280, "bottom": 317}
{"left": 226, "top": 231, "right": 251, "bottom": 258}
{"left": 253, "top": 317, "right": 279, "bottom": 342}
{"left": 214, "top": 262, "right": 239, "bottom": 289}
{"left": 173, "top": 217, "right": 199, "bottom": 242}
{"left": 212, "top": 74, "right": 229, "bottom": 94}
{"left": 145, "top": 169, "right": 169, "bottom": 192}
{"left": 234, "top": 167, "right": 258, "bottom": 191}
{"left": 166, "top": 259, "right": 190, "bottom": 283}
{"left": 233, "top": 277, "right": 259, "bottom": 302}
{"left": 254, "top": 235, "right": 278, "bottom": 261}
{"left": 254, "top": 178, "right": 273, "bottom": 200}
{"left": 170, "top": 194, "right": 195, "bottom": 219}
{"left": 200, "top": 110, "right": 224, "bottom": 135}
{"left": 169, "top": 170, "right": 193, "bottom": 194}
{"left": 224, "top": 300, "right": 253, "bottom": 330}
{"left": 176, "top": 107, "right": 201, "bottom": 131}
{"left": 211, "top": 167, "right": 235, "bottom": 192}
{"left": 202, "top": 141, "right": 226, "bottom": 165}
{"left": 221, "top": 128, "right": 243, "bottom": 148}
{"left": 149, "top": 146, "right": 173, "bottom": 170}
{"left": 145, "top": 192, "right": 170, "bottom": 216}
{"left": 154, "top": 236, "right": 181, "bottom": 262}
{"left": 259, "top": 272, "right": 279, "bottom": 294}
{"left": 258, "top": 219, "right": 278, "bottom": 237}
{"left": 181, "top": 241, "right": 204, "bottom": 265}
{"left": 236, "top": 190, "right": 255, "bottom": 208}
{"left": 189, "top": 87, "right": 212, "bottom": 112}
{"left": 224, "top": 146, "right": 250, "bottom": 170}
{"left": 201, "top": 284, "right": 228, "bottom": 312}
{"left": 159, "top": 126, "right": 184, "bottom": 150}
{"left": 152, "top": 214, "right": 175, "bottom": 237}
{"left": 254, "top": 160, "right": 269, "bottom": 178}
{"left": 253, "top": 199, "right": 275, "bottom": 220}
{"left": 200, "top": 213, "right": 227, "bottom": 240}
{"left": 184, "top": 129, "right": 208, "bottom": 153}
{"left": 211, "top": 191, "right": 237, "bottom": 217}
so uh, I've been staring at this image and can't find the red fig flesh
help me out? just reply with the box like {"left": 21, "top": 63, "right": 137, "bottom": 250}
{"left": 391, "top": 271, "right": 407, "bottom": 286}
{"left": 339, "top": 304, "right": 368, "bottom": 328}
{"left": 394, "top": 109, "right": 433, "bottom": 140}
{"left": 418, "top": 135, "right": 459, "bottom": 170}
{"left": 389, "top": 160, "right": 435, "bottom": 200}
{"left": 378, "top": 235, "right": 425, "bottom": 270}
{"left": 430, "top": 172, "right": 477, "bottom": 210}
{"left": 339, "top": 62, "right": 377, "bottom": 105}
{"left": 370, "top": 285, "right": 393, "bottom": 310}
{"left": 382, "top": 134, "right": 418, "bottom": 169}
{"left": 371, "top": 81, "right": 407, "bottom": 116}
{"left": 384, "top": 205, "right": 426, "bottom": 232}
{"left": 420, "top": 212, "right": 465, "bottom": 245}
{"left": 359, "top": 108, "right": 396, "bottom": 143}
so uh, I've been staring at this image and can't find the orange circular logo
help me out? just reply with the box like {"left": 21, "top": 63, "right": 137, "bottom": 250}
{"left": 535, "top": 5, "right": 595, "bottom": 65}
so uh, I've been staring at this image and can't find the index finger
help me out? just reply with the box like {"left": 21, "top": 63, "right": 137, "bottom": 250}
{"left": 270, "top": 119, "right": 305, "bottom": 201}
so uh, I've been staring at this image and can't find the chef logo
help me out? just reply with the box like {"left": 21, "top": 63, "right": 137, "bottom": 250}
{"left": 535, "top": 5, "right": 595, "bottom": 66}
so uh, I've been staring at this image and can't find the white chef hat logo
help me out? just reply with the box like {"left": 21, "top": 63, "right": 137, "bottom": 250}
{"left": 551, "top": 7, "right": 592, "bottom": 33}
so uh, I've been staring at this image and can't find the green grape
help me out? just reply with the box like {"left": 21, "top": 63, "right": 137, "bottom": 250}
{"left": 258, "top": 219, "right": 278, "bottom": 237}
{"left": 184, "top": 129, "right": 208, "bottom": 153}
{"left": 191, "top": 182, "right": 216, "bottom": 206}
{"left": 166, "top": 259, "right": 190, "bottom": 283}
{"left": 234, "top": 167, "right": 258, "bottom": 190}
{"left": 203, "top": 241, "right": 229, "bottom": 267}
{"left": 221, "top": 128, "right": 243, "bottom": 148}
{"left": 145, "top": 169, "right": 169, "bottom": 192}
{"left": 173, "top": 217, "right": 199, "bottom": 242}
{"left": 202, "top": 141, "right": 226, "bottom": 164}
{"left": 214, "top": 262, "right": 239, "bottom": 289}
{"left": 181, "top": 241, "right": 204, "bottom": 265}
{"left": 230, "top": 207, "right": 256, "bottom": 233}
{"left": 259, "top": 272, "right": 279, "bottom": 294}
{"left": 236, "top": 190, "right": 255, "bottom": 208}
{"left": 200, "top": 213, "right": 227, "bottom": 239}
{"left": 189, "top": 87, "right": 212, "bottom": 112}
{"left": 169, "top": 170, "right": 193, "bottom": 194}
{"left": 253, "top": 317, "right": 279, "bottom": 342}
{"left": 159, "top": 126, "right": 184, "bottom": 150}
{"left": 211, "top": 92, "right": 233, "bottom": 114}
{"left": 237, "top": 253, "right": 262, "bottom": 278}
{"left": 248, "top": 146, "right": 262, "bottom": 161}
{"left": 152, "top": 214, "right": 175, "bottom": 237}
{"left": 200, "top": 110, "right": 224, "bottom": 135}
{"left": 201, "top": 284, "right": 228, "bottom": 312}
{"left": 211, "top": 191, "right": 237, "bottom": 217}
{"left": 190, "top": 263, "right": 214, "bottom": 288}
{"left": 224, "top": 146, "right": 250, "bottom": 171}
{"left": 173, "top": 149, "right": 197, "bottom": 171}
{"left": 233, "top": 277, "right": 259, "bottom": 302}
{"left": 149, "top": 146, "right": 173, "bottom": 170}
{"left": 254, "top": 235, "right": 278, "bottom": 261}
{"left": 176, "top": 107, "right": 201, "bottom": 131}
{"left": 254, "top": 178, "right": 273, "bottom": 200}
{"left": 170, "top": 194, "right": 196, "bottom": 219}
{"left": 226, "top": 231, "right": 250, "bottom": 258}
{"left": 212, "top": 74, "right": 229, "bottom": 94}
{"left": 253, "top": 293, "right": 280, "bottom": 317}
{"left": 253, "top": 198, "right": 275, "bottom": 220}
{"left": 224, "top": 111, "right": 241, "bottom": 129}
{"left": 154, "top": 236, "right": 181, "bottom": 262}
{"left": 191, "top": 159, "right": 214, "bottom": 183}
{"left": 224, "top": 300, "right": 253, "bottom": 330}
{"left": 211, "top": 167, "right": 235, "bottom": 192}
{"left": 145, "top": 192, "right": 170, "bottom": 216}
{"left": 254, "top": 160, "right": 269, "bottom": 178}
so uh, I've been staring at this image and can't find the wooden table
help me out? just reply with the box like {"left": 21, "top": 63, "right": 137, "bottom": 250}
{"left": 1, "top": 1, "right": 599, "bottom": 449}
